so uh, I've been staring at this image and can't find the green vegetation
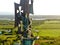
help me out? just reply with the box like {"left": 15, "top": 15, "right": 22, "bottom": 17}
{"left": 32, "top": 20, "right": 60, "bottom": 37}
{"left": 0, "top": 20, "right": 14, "bottom": 29}
{"left": 0, "top": 20, "right": 60, "bottom": 45}
{"left": 32, "top": 20, "right": 60, "bottom": 45}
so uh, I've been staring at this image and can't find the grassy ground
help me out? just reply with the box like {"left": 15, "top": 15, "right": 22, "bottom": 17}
{"left": 0, "top": 20, "right": 60, "bottom": 45}
{"left": 32, "top": 20, "right": 60, "bottom": 37}
{"left": 32, "top": 20, "right": 60, "bottom": 45}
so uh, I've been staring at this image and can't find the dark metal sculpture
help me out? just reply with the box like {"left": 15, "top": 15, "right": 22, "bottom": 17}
{"left": 14, "top": 3, "right": 21, "bottom": 27}
{"left": 14, "top": 0, "right": 39, "bottom": 45}
{"left": 14, "top": 0, "right": 33, "bottom": 34}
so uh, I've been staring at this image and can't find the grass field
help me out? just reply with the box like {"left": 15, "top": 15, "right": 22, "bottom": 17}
{"left": 32, "top": 20, "right": 60, "bottom": 37}
{"left": 0, "top": 20, "right": 60, "bottom": 45}
{"left": 32, "top": 20, "right": 60, "bottom": 45}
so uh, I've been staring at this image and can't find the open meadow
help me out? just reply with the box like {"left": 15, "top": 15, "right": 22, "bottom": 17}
{"left": 0, "top": 20, "right": 60, "bottom": 45}
{"left": 32, "top": 20, "right": 60, "bottom": 45}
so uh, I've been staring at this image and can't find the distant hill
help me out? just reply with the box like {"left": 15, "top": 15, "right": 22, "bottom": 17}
{"left": 0, "top": 15, "right": 60, "bottom": 20}
{"left": 30, "top": 15, "right": 60, "bottom": 20}
{"left": 0, "top": 15, "right": 14, "bottom": 21}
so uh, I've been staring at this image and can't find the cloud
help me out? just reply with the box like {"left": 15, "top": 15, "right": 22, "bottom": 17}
{"left": 0, "top": 0, "right": 60, "bottom": 15}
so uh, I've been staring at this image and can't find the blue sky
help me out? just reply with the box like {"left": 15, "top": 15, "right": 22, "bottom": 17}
{"left": 0, "top": 0, "right": 60, "bottom": 15}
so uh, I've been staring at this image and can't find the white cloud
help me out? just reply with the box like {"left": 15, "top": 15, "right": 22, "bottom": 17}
{"left": 34, "top": 0, "right": 60, "bottom": 15}
{"left": 0, "top": 0, "right": 60, "bottom": 15}
{"left": 0, "top": 0, "right": 20, "bottom": 15}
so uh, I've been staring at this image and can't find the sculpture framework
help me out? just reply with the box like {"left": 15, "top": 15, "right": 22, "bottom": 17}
{"left": 14, "top": 0, "right": 33, "bottom": 38}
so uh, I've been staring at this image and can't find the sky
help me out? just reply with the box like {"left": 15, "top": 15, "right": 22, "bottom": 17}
{"left": 0, "top": 0, "right": 60, "bottom": 15}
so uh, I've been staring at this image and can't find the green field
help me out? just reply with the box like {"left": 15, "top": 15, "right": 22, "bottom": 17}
{"left": 32, "top": 20, "right": 60, "bottom": 37}
{"left": 32, "top": 20, "right": 60, "bottom": 45}
{"left": 0, "top": 20, "right": 60, "bottom": 45}
{"left": 0, "top": 20, "right": 60, "bottom": 37}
